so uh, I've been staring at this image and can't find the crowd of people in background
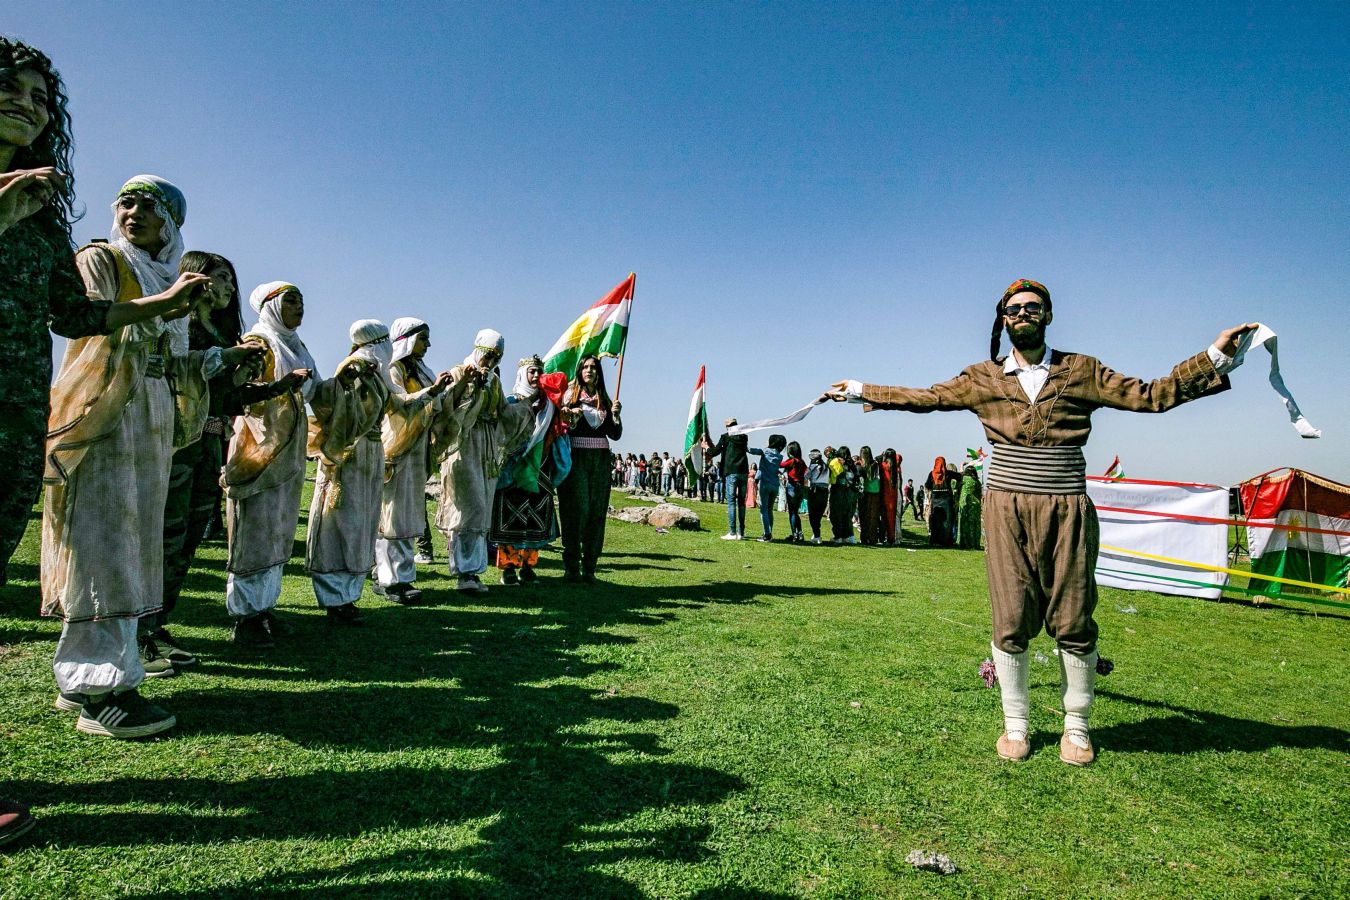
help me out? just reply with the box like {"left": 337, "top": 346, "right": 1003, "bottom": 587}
{"left": 615, "top": 422, "right": 985, "bottom": 550}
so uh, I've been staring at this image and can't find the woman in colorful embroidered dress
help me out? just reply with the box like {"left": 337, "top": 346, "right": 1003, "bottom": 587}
{"left": 490, "top": 355, "right": 570, "bottom": 585}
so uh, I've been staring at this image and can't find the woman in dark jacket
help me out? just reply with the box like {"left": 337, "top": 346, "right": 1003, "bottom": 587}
{"left": 557, "top": 354, "right": 622, "bottom": 582}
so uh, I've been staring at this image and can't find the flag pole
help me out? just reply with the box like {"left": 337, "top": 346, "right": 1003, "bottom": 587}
{"left": 611, "top": 272, "right": 636, "bottom": 402}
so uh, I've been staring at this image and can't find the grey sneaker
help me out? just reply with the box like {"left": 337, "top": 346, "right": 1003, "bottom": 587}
{"left": 76, "top": 690, "right": 176, "bottom": 739}
{"left": 54, "top": 691, "right": 87, "bottom": 713}
{"left": 139, "top": 637, "right": 178, "bottom": 679}
{"left": 456, "top": 575, "right": 489, "bottom": 594}
{"left": 150, "top": 628, "right": 197, "bottom": 667}
{"left": 414, "top": 552, "right": 434, "bottom": 564}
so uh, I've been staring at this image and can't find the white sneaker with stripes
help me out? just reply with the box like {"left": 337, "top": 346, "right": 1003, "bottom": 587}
{"left": 75, "top": 689, "right": 176, "bottom": 739}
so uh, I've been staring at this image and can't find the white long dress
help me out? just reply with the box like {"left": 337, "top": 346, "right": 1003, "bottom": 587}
{"left": 45, "top": 247, "right": 216, "bottom": 694}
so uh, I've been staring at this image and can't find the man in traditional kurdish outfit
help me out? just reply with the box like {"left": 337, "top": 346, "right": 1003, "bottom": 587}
{"left": 223, "top": 282, "right": 351, "bottom": 646}
{"left": 435, "top": 328, "right": 531, "bottom": 593}
{"left": 306, "top": 320, "right": 442, "bottom": 621}
{"left": 44, "top": 177, "right": 257, "bottom": 738}
{"left": 829, "top": 278, "right": 1255, "bottom": 766}
{"left": 490, "top": 355, "right": 570, "bottom": 585}
{"left": 374, "top": 317, "right": 451, "bottom": 602}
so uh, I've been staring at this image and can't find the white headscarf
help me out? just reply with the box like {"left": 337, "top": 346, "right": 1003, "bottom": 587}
{"left": 249, "top": 281, "right": 318, "bottom": 399}
{"left": 465, "top": 328, "right": 504, "bottom": 368}
{"left": 391, "top": 316, "right": 435, "bottom": 387}
{"left": 349, "top": 319, "right": 398, "bottom": 390}
{"left": 512, "top": 356, "right": 552, "bottom": 456}
{"left": 109, "top": 175, "right": 188, "bottom": 351}
{"left": 512, "top": 356, "right": 543, "bottom": 404}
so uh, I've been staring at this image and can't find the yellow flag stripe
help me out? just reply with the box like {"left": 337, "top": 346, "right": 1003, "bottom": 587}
{"left": 1100, "top": 543, "right": 1350, "bottom": 594}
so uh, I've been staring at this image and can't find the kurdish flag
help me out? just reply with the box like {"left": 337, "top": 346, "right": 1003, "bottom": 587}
{"left": 1104, "top": 456, "right": 1124, "bottom": 479}
{"left": 965, "top": 447, "right": 986, "bottom": 469}
{"left": 542, "top": 273, "right": 635, "bottom": 379}
{"left": 683, "top": 366, "right": 709, "bottom": 481}
{"left": 1240, "top": 468, "right": 1350, "bottom": 597}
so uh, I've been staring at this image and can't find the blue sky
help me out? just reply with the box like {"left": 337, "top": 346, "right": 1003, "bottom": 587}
{"left": 12, "top": 1, "right": 1347, "bottom": 484}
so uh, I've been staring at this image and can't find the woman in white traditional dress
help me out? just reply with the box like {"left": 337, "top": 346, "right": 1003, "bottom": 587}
{"left": 222, "top": 282, "right": 352, "bottom": 645}
{"left": 374, "top": 317, "right": 452, "bottom": 602}
{"left": 306, "top": 320, "right": 449, "bottom": 620}
{"left": 433, "top": 328, "right": 531, "bottom": 593}
{"left": 44, "top": 176, "right": 257, "bottom": 738}
{"left": 304, "top": 320, "right": 388, "bottom": 622}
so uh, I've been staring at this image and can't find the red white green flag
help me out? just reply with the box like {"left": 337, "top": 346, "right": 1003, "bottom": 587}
{"left": 1104, "top": 456, "right": 1124, "bottom": 479}
{"left": 542, "top": 273, "right": 635, "bottom": 380}
{"left": 1241, "top": 468, "right": 1350, "bottom": 597}
{"left": 683, "top": 366, "right": 709, "bottom": 481}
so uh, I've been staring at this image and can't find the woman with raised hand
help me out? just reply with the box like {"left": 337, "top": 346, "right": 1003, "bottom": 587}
{"left": 557, "top": 354, "right": 622, "bottom": 582}
{"left": 44, "top": 176, "right": 258, "bottom": 739}
{"left": 0, "top": 33, "right": 191, "bottom": 843}
{"left": 957, "top": 462, "right": 984, "bottom": 549}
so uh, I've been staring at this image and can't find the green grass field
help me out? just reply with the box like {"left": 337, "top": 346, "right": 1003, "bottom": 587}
{"left": 1, "top": 486, "right": 1346, "bottom": 898}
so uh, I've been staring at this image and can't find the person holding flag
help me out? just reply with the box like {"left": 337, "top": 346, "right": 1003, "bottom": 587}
{"left": 826, "top": 277, "right": 1256, "bottom": 767}
{"left": 557, "top": 355, "right": 622, "bottom": 582}
{"left": 543, "top": 273, "right": 634, "bottom": 582}
{"left": 682, "top": 366, "right": 709, "bottom": 490}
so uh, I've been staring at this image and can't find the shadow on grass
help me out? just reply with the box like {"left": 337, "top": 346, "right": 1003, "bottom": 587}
{"left": 11, "top": 574, "right": 856, "bottom": 895}
{"left": 1207, "top": 593, "right": 1350, "bottom": 623}
{"left": 109, "top": 844, "right": 796, "bottom": 899}
{"left": 606, "top": 551, "right": 715, "bottom": 563}
{"left": 1095, "top": 690, "right": 1350, "bottom": 754}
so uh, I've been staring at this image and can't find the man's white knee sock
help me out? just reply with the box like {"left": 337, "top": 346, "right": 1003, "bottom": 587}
{"left": 1059, "top": 648, "right": 1098, "bottom": 748}
{"left": 991, "top": 643, "right": 1029, "bottom": 740}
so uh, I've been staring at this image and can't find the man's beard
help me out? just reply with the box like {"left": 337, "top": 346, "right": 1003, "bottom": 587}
{"left": 1007, "top": 320, "right": 1047, "bottom": 352}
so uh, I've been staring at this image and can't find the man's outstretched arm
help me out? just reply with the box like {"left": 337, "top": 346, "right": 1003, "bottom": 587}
{"left": 1091, "top": 323, "right": 1257, "bottom": 413}
{"left": 824, "top": 371, "right": 974, "bottom": 413}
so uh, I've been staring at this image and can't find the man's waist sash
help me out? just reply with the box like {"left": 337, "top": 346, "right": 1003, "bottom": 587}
{"left": 986, "top": 444, "right": 1086, "bottom": 495}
